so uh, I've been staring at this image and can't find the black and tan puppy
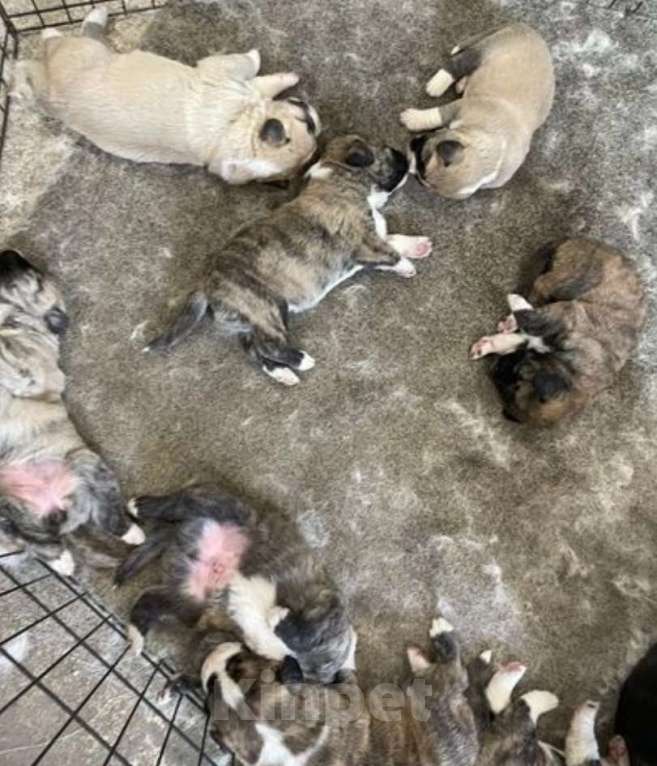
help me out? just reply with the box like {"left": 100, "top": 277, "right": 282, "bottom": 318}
{"left": 200, "top": 616, "right": 558, "bottom": 765}
{"left": 0, "top": 250, "right": 143, "bottom": 575}
{"left": 116, "top": 484, "right": 354, "bottom": 684}
{"left": 145, "top": 134, "right": 432, "bottom": 385}
{"left": 470, "top": 239, "right": 646, "bottom": 425}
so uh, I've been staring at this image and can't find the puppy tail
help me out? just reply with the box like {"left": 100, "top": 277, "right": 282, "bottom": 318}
{"left": 145, "top": 291, "right": 209, "bottom": 353}
{"left": 114, "top": 528, "right": 172, "bottom": 586}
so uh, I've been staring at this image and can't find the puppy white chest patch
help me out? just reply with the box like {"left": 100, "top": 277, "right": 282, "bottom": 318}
{"left": 368, "top": 186, "right": 390, "bottom": 239}
{"left": 227, "top": 574, "right": 291, "bottom": 660}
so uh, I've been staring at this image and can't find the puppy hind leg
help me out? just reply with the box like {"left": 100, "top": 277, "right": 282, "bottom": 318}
{"left": 128, "top": 587, "right": 202, "bottom": 656}
{"left": 426, "top": 47, "right": 481, "bottom": 97}
{"left": 429, "top": 617, "right": 459, "bottom": 663}
{"left": 469, "top": 332, "right": 527, "bottom": 360}
{"left": 565, "top": 702, "right": 601, "bottom": 766}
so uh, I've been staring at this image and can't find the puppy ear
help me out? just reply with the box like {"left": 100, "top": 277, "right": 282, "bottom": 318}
{"left": 260, "top": 118, "right": 288, "bottom": 146}
{"left": 435, "top": 140, "right": 463, "bottom": 167}
{"left": 0, "top": 250, "right": 34, "bottom": 283}
{"left": 533, "top": 370, "right": 571, "bottom": 402}
{"left": 345, "top": 144, "right": 375, "bottom": 168}
{"left": 277, "top": 655, "right": 303, "bottom": 685}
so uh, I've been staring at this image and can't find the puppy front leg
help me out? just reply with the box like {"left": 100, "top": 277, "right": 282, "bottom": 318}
{"left": 253, "top": 73, "right": 300, "bottom": 97}
{"left": 469, "top": 332, "right": 527, "bottom": 359}
{"left": 354, "top": 238, "right": 417, "bottom": 278}
{"left": 386, "top": 234, "right": 433, "bottom": 260}
{"left": 400, "top": 101, "right": 461, "bottom": 132}
{"left": 197, "top": 50, "right": 261, "bottom": 82}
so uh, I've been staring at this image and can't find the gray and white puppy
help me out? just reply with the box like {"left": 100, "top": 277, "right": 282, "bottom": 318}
{"left": 403, "top": 23, "right": 554, "bottom": 199}
{"left": 200, "top": 615, "right": 559, "bottom": 766}
{"left": 115, "top": 484, "right": 354, "bottom": 684}
{"left": 145, "top": 134, "right": 432, "bottom": 385}
{"left": 14, "top": 8, "right": 319, "bottom": 184}
{"left": 0, "top": 250, "right": 144, "bottom": 576}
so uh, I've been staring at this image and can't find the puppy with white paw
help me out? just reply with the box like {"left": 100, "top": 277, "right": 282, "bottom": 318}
{"left": 404, "top": 23, "right": 554, "bottom": 199}
{"left": 0, "top": 251, "right": 144, "bottom": 576}
{"left": 15, "top": 8, "right": 319, "bottom": 183}
{"left": 145, "top": 134, "right": 431, "bottom": 385}
{"left": 116, "top": 484, "right": 354, "bottom": 684}
{"left": 470, "top": 239, "right": 646, "bottom": 425}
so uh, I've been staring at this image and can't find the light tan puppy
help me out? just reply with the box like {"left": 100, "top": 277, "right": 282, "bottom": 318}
{"left": 15, "top": 8, "right": 320, "bottom": 184}
{"left": 403, "top": 23, "right": 554, "bottom": 199}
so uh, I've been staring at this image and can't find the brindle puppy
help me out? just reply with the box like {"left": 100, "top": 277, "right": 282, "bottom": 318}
{"left": 115, "top": 484, "right": 354, "bottom": 684}
{"left": 145, "top": 134, "right": 432, "bottom": 385}
{"left": 200, "top": 616, "right": 558, "bottom": 766}
{"left": 0, "top": 251, "right": 143, "bottom": 575}
{"left": 470, "top": 239, "right": 646, "bottom": 425}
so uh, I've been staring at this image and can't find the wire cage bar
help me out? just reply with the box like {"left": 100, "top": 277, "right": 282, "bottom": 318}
{"left": 0, "top": 551, "right": 226, "bottom": 765}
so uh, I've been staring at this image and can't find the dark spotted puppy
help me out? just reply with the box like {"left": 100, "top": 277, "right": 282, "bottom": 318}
{"left": 0, "top": 250, "right": 143, "bottom": 575}
{"left": 470, "top": 239, "right": 646, "bottom": 425}
{"left": 146, "top": 134, "right": 432, "bottom": 386}
{"left": 200, "top": 615, "right": 558, "bottom": 765}
{"left": 116, "top": 484, "right": 354, "bottom": 684}
{"left": 566, "top": 645, "right": 657, "bottom": 766}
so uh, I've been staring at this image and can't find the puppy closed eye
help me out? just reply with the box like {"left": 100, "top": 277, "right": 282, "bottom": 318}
{"left": 260, "top": 119, "right": 289, "bottom": 146}
{"left": 435, "top": 140, "right": 463, "bottom": 167}
{"left": 533, "top": 370, "right": 570, "bottom": 402}
{"left": 345, "top": 144, "right": 374, "bottom": 168}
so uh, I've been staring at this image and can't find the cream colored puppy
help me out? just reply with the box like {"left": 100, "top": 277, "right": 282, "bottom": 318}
{"left": 15, "top": 8, "right": 320, "bottom": 183}
{"left": 402, "top": 23, "right": 554, "bottom": 199}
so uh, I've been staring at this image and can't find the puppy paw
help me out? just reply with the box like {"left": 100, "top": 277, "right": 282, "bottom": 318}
{"left": 426, "top": 68, "right": 455, "bottom": 97}
{"left": 522, "top": 690, "right": 559, "bottom": 724}
{"left": 121, "top": 523, "right": 145, "bottom": 546}
{"left": 407, "top": 645, "right": 431, "bottom": 673}
{"left": 479, "top": 649, "right": 493, "bottom": 664}
{"left": 49, "top": 550, "right": 75, "bottom": 577}
{"left": 84, "top": 7, "right": 108, "bottom": 28}
{"left": 263, "top": 365, "right": 301, "bottom": 386}
{"left": 455, "top": 76, "right": 469, "bottom": 94}
{"left": 126, "top": 498, "right": 140, "bottom": 519}
{"left": 469, "top": 337, "right": 495, "bottom": 360}
{"left": 246, "top": 49, "right": 261, "bottom": 71}
{"left": 497, "top": 314, "right": 518, "bottom": 334}
{"left": 486, "top": 660, "right": 527, "bottom": 713}
{"left": 296, "top": 351, "right": 315, "bottom": 371}
{"left": 201, "top": 642, "right": 242, "bottom": 692}
{"left": 127, "top": 624, "right": 145, "bottom": 657}
{"left": 507, "top": 293, "right": 532, "bottom": 312}
{"left": 393, "top": 257, "right": 417, "bottom": 278}
{"left": 429, "top": 617, "right": 454, "bottom": 637}
{"left": 387, "top": 234, "right": 433, "bottom": 259}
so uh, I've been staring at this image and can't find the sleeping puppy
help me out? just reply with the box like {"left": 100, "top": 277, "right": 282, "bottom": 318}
{"left": 115, "top": 484, "right": 354, "bottom": 684}
{"left": 0, "top": 250, "right": 144, "bottom": 575}
{"left": 145, "top": 134, "right": 431, "bottom": 385}
{"left": 470, "top": 239, "right": 646, "bottom": 426}
{"left": 14, "top": 8, "right": 319, "bottom": 184}
{"left": 201, "top": 615, "right": 558, "bottom": 765}
{"left": 402, "top": 23, "right": 554, "bottom": 199}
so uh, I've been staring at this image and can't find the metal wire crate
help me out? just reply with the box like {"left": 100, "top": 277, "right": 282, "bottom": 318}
{"left": 0, "top": 551, "right": 227, "bottom": 765}
{"left": 0, "top": 0, "right": 167, "bottom": 171}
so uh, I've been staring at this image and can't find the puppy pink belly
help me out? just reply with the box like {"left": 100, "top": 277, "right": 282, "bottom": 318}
{"left": 185, "top": 521, "right": 250, "bottom": 602}
{"left": 0, "top": 462, "right": 77, "bottom": 517}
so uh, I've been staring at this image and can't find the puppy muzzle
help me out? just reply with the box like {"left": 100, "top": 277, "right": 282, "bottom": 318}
{"left": 409, "top": 135, "right": 428, "bottom": 179}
